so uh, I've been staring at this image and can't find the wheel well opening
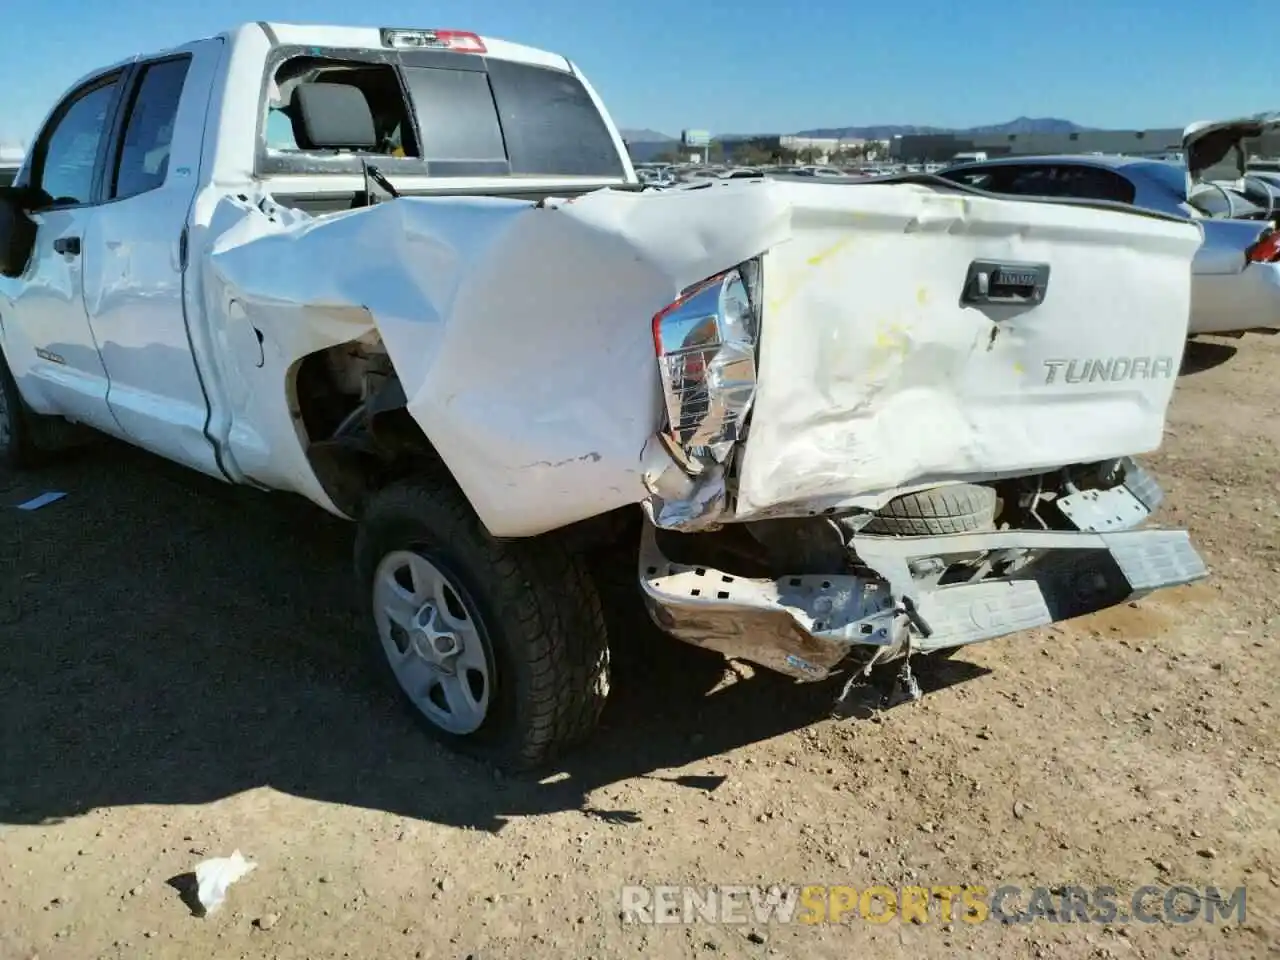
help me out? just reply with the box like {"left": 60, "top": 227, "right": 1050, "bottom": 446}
{"left": 292, "top": 338, "right": 443, "bottom": 517}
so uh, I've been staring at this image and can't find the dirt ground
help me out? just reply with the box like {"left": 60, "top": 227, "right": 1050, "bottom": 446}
{"left": 1, "top": 335, "right": 1277, "bottom": 960}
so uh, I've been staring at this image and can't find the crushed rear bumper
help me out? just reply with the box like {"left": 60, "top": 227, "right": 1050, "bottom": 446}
{"left": 638, "top": 521, "right": 1208, "bottom": 682}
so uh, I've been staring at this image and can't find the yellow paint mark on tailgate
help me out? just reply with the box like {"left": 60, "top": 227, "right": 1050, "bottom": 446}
{"left": 864, "top": 322, "right": 911, "bottom": 377}
{"left": 807, "top": 238, "right": 853, "bottom": 267}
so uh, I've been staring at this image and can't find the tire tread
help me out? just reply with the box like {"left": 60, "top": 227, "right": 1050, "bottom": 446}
{"left": 354, "top": 474, "right": 609, "bottom": 771}
{"left": 862, "top": 483, "right": 998, "bottom": 536}
{"left": 0, "top": 348, "right": 41, "bottom": 470}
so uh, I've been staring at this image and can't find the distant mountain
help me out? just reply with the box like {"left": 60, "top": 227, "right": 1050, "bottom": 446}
{"left": 619, "top": 128, "right": 676, "bottom": 142}
{"left": 964, "top": 116, "right": 1085, "bottom": 135}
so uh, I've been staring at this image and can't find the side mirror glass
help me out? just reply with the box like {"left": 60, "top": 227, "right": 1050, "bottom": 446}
{"left": 0, "top": 187, "right": 40, "bottom": 279}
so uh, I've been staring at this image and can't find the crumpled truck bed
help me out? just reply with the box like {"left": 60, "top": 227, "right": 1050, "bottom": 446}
{"left": 202, "top": 180, "right": 1202, "bottom": 537}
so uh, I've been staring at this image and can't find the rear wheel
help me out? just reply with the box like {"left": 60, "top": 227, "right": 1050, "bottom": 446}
{"left": 0, "top": 349, "right": 40, "bottom": 470}
{"left": 354, "top": 476, "right": 610, "bottom": 771}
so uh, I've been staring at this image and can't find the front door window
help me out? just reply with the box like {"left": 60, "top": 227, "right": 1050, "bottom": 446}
{"left": 34, "top": 75, "right": 121, "bottom": 206}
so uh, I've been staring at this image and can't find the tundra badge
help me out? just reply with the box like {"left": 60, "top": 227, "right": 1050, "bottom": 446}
{"left": 1042, "top": 356, "right": 1177, "bottom": 385}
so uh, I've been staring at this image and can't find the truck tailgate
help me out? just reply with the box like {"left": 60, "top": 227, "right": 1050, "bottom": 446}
{"left": 734, "top": 182, "right": 1204, "bottom": 519}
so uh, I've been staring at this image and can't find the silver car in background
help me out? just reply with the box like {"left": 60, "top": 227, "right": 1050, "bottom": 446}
{"left": 937, "top": 125, "right": 1280, "bottom": 337}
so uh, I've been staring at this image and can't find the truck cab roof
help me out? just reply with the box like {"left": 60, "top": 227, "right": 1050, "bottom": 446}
{"left": 89, "top": 22, "right": 575, "bottom": 74}
{"left": 245, "top": 22, "right": 573, "bottom": 71}
{"left": 36, "top": 21, "right": 632, "bottom": 197}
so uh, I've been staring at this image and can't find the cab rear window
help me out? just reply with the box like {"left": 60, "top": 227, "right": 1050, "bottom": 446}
{"left": 401, "top": 67, "right": 506, "bottom": 163}
{"left": 483, "top": 58, "right": 626, "bottom": 178}
{"left": 260, "top": 49, "right": 625, "bottom": 180}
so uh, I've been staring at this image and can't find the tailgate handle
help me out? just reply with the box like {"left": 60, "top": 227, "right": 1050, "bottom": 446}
{"left": 962, "top": 260, "right": 1050, "bottom": 306}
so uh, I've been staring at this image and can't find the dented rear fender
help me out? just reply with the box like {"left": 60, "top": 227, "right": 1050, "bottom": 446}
{"left": 202, "top": 186, "right": 788, "bottom": 536}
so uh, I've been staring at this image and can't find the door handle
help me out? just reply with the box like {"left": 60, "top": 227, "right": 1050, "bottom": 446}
{"left": 53, "top": 236, "right": 81, "bottom": 256}
{"left": 962, "top": 259, "right": 1050, "bottom": 306}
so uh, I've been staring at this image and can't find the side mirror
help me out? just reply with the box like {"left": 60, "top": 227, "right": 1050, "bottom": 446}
{"left": 0, "top": 187, "right": 39, "bottom": 279}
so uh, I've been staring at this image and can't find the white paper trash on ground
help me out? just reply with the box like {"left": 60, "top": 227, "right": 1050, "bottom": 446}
{"left": 16, "top": 492, "right": 67, "bottom": 511}
{"left": 194, "top": 850, "right": 257, "bottom": 915}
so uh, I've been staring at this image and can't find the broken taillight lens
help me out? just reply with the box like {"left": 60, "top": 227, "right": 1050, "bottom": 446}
{"left": 1246, "top": 230, "right": 1280, "bottom": 263}
{"left": 651, "top": 259, "right": 761, "bottom": 462}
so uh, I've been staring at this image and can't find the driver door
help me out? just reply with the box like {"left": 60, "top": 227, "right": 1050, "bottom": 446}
{"left": 0, "top": 69, "right": 127, "bottom": 435}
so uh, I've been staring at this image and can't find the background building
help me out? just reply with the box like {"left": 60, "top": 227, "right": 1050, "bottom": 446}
{"left": 721, "top": 134, "right": 881, "bottom": 164}
{"left": 622, "top": 123, "right": 1280, "bottom": 168}
{"left": 890, "top": 127, "right": 1280, "bottom": 162}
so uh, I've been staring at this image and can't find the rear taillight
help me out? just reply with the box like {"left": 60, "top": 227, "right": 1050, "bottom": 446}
{"left": 380, "top": 28, "right": 487, "bottom": 54}
{"left": 651, "top": 259, "right": 761, "bottom": 463}
{"left": 1247, "top": 230, "right": 1280, "bottom": 263}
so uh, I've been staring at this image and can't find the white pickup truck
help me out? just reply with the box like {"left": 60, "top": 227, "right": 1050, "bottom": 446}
{"left": 0, "top": 22, "right": 1209, "bottom": 770}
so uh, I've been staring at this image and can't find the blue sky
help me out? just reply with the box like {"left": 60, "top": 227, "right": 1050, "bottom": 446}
{"left": 1, "top": 0, "right": 1274, "bottom": 144}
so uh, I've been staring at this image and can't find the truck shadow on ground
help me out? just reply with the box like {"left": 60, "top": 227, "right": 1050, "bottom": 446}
{"left": 0, "top": 441, "right": 988, "bottom": 833}
{"left": 1179, "top": 338, "right": 1239, "bottom": 375}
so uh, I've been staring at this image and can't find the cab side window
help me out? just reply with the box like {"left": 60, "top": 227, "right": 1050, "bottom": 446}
{"left": 110, "top": 57, "right": 192, "bottom": 200}
{"left": 33, "top": 74, "right": 122, "bottom": 206}
{"left": 266, "top": 58, "right": 418, "bottom": 158}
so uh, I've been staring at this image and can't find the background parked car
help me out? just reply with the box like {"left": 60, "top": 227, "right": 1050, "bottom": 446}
{"left": 937, "top": 154, "right": 1280, "bottom": 337}
{"left": 1245, "top": 167, "right": 1280, "bottom": 194}
{"left": 720, "top": 167, "right": 765, "bottom": 179}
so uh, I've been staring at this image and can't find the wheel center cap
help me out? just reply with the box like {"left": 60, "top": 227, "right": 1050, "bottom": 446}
{"left": 410, "top": 604, "right": 462, "bottom": 665}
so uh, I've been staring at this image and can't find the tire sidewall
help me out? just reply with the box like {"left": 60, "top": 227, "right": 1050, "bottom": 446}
{"left": 355, "top": 506, "right": 530, "bottom": 767}
{"left": 0, "top": 348, "right": 34, "bottom": 469}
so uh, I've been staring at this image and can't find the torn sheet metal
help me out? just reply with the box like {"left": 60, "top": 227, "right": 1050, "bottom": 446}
{"left": 204, "top": 179, "right": 1200, "bottom": 537}
{"left": 638, "top": 521, "right": 898, "bottom": 681}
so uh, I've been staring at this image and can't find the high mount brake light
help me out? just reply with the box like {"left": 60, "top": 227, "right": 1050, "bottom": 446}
{"left": 651, "top": 260, "right": 762, "bottom": 463}
{"left": 380, "top": 29, "right": 487, "bottom": 54}
{"left": 1246, "top": 230, "right": 1280, "bottom": 264}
